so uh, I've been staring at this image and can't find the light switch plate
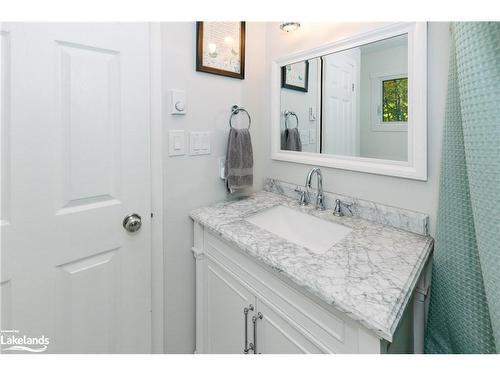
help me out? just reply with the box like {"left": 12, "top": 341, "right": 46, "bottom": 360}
{"left": 190, "top": 131, "right": 211, "bottom": 155}
{"left": 170, "top": 89, "right": 187, "bottom": 115}
{"left": 309, "top": 128, "right": 317, "bottom": 143}
{"left": 309, "top": 106, "right": 317, "bottom": 121}
{"left": 299, "top": 129, "right": 310, "bottom": 145}
{"left": 168, "top": 130, "right": 185, "bottom": 156}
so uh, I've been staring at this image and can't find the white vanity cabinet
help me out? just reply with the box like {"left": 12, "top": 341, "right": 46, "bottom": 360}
{"left": 193, "top": 222, "right": 427, "bottom": 354}
{"left": 202, "top": 258, "right": 322, "bottom": 354}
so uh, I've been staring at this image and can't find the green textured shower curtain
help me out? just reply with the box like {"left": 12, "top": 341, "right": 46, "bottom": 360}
{"left": 425, "top": 23, "right": 500, "bottom": 354}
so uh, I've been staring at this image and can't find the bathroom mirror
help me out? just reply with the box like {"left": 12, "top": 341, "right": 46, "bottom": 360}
{"left": 272, "top": 23, "right": 427, "bottom": 180}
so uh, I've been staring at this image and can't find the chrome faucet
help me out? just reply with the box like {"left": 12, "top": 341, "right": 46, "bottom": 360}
{"left": 305, "top": 167, "right": 325, "bottom": 210}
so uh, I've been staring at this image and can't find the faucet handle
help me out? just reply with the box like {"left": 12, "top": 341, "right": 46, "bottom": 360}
{"left": 294, "top": 187, "right": 309, "bottom": 206}
{"left": 333, "top": 199, "right": 353, "bottom": 217}
{"left": 333, "top": 199, "right": 343, "bottom": 217}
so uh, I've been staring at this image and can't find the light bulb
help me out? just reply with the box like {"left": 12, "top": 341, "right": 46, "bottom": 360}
{"left": 280, "top": 22, "right": 301, "bottom": 33}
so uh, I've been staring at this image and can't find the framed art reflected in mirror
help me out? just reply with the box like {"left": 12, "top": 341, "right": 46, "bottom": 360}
{"left": 281, "top": 60, "right": 309, "bottom": 92}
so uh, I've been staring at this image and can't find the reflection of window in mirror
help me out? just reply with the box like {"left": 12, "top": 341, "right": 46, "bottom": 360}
{"left": 370, "top": 72, "right": 408, "bottom": 132}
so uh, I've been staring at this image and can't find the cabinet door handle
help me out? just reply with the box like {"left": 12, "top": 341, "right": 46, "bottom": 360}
{"left": 243, "top": 304, "right": 254, "bottom": 354}
{"left": 252, "top": 312, "right": 263, "bottom": 354}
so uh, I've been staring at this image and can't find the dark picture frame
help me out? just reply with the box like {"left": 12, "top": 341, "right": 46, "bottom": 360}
{"left": 281, "top": 61, "right": 309, "bottom": 92}
{"left": 196, "top": 22, "right": 246, "bottom": 80}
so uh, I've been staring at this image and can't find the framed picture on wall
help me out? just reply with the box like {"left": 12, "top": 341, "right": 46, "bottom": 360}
{"left": 281, "top": 61, "right": 309, "bottom": 92}
{"left": 196, "top": 21, "right": 246, "bottom": 79}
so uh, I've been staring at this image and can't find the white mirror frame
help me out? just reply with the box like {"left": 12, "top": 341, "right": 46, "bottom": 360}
{"left": 271, "top": 22, "right": 427, "bottom": 180}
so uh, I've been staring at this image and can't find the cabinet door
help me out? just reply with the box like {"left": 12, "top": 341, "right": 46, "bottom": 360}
{"left": 255, "top": 298, "right": 325, "bottom": 354}
{"left": 206, "top": 260, "right": 255, "bottom": 354}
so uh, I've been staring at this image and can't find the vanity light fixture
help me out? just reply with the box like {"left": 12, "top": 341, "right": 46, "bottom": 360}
{"left": 280, "top": 22, "right": 301, "bottom": 33}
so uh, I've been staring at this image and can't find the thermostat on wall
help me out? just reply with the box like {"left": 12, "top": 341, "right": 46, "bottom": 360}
{"left": 170, "top": 89, "right": 187, "bottom": 115}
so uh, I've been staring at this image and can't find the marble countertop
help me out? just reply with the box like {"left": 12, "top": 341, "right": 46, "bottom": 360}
{"left": 190, "top": 191, "right": 433, "bottom": 342}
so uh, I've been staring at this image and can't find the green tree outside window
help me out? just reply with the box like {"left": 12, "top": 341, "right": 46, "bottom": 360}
{"left": 382, "top": 78, "right": 408, "bottom": 122}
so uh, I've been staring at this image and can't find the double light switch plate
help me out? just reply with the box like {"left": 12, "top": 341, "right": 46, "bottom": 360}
{"left": 168, "top": 130, "right": 211, "bottom": 156}
{"left": 189, "top": 131, "right": 210, "bottom": 155}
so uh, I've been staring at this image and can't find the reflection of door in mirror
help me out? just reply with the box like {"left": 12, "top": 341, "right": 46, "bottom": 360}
{"left": 321, "top": 34, "right": 408, "bottom": 161}
{"left": 280, "top": 58, "right": 321, "bottom": 153}
{"left": 322, "top": 49, "right": 360, "bottom": 156}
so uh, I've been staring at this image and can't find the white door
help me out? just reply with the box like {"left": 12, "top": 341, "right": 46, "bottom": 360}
{"left": 322, "top": 50, "right": 359, "bottom": 156}
{"left": 205, "top": 260, "right": 255, "bottom": 354}
{"left": 1, "top": 23, "right": 152, "bottom": 353}
{"left": 254, "top": 298, "right": 324, "bottom": 354}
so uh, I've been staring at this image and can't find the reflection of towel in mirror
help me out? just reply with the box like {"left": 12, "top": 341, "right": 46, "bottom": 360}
{"left": 281, "top": 128, "right": 302, "bottom": 152}
{"left": 224, "top": 128, "right": 253, "bottom": 193}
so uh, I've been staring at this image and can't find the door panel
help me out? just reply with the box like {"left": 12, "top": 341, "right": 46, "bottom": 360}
{"left": 0, "top": 23, "right": 151, "bottom": 353}
{"left": 256, "top": 298, "right": 324, "bottom": 354}
{"left": 322, "top": 50, "right": 359, "bottom": 156}
{"left": 55, "top": 248, "right": 120, "bottom": 353}
{"left": 1, "top": 27, "right": 12, "bottom": 338}
{"left": 206, "top": 260, "right": 255, "bottom": 354}
{"left": 56, "top": 41, "right": 122, "bottom": 212}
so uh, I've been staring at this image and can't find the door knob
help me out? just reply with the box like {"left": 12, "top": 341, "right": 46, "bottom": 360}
{"left": 123, "top": 213, "right": 142, "bottom": 233}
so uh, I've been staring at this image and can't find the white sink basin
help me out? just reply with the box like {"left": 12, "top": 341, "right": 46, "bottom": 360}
{"left": 245, "top": 205, "right": 352, "bottom": 255}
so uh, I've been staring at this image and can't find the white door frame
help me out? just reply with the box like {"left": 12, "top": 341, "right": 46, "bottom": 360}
{"left": 149, "top": 22, "right": 164, "bottom": 354}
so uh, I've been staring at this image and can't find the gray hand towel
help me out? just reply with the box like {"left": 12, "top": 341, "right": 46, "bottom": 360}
{"left": 224, "top": 128, "right": 253, "bottom": 193}
{"left": 281, "top": 128, "right": 302, "bottom": 152}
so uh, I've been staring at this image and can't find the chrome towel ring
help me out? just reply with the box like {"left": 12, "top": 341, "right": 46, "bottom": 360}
{"left": 284, "top": 110, "right": 299, "bottom": 129}
{"left": 229, "top": 105, "right": 251, "bottom": 129}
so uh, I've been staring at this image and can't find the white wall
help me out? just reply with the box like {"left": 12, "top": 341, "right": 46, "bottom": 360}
{"left": 263, "top": 22, "right": 450, "bottom": 236}
{"left": 161, "top": 22, "right": 266, "bottom": 353}
{"left": 359, "top": 42, "right": 408, "bottom": 161}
